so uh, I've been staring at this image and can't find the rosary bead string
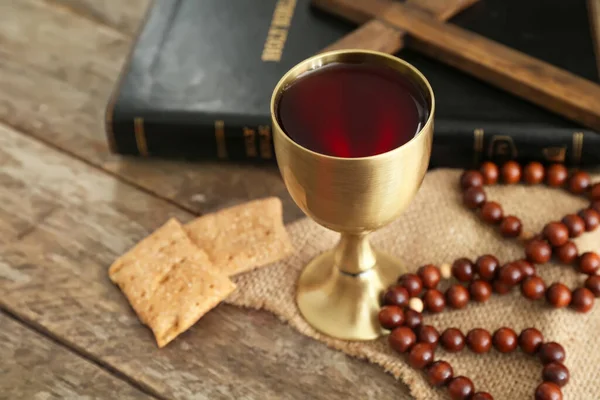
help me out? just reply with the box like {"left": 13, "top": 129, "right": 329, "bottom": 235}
{"left": 378, "top": 161, "right": 599, "bottom": 400}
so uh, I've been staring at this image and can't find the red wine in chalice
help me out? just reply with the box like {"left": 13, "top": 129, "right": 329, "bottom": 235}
{"left": 276, "top": 62, "right": 429, "bottom": 158}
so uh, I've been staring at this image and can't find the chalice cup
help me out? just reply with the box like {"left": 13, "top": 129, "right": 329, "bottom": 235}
{"left": 270, "top": 50, "right": 435, "bottom": 340}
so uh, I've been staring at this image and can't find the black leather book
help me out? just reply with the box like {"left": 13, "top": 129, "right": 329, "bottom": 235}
{"left": 106, "top": 0, "right": 600, "bottom": 168}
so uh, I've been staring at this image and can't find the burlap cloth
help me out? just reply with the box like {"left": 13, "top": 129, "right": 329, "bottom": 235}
{"left": 226, "top": 169, "right": 600, "bottom": 400}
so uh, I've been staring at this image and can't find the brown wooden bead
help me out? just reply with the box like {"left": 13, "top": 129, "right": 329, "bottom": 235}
{"left": 535, "top": 382, "right": 562, "bottom": 400}
{"left": 591, "top": 183, "right": 600, "bottom": 200}
{"left": 498, "top": 262, "right": 523, "bottom": 286}
{"left": 568, "top": 171, "right": 591, "bottom": 194}
{"left": 521, "top": 276, "right": 546, "bottom": 300}
{"left": 546, "top": 164, "right": 568, "bottom": 187}
{"left": 542, "top": 222, "right": 569, "bottom": 247}
{"left": 539, "top": 342, "right": 566, "bottom": 364}
{"left": 523, "top": 161, "right": 545, "bottom": 184}
{"left": 408, "top": 343, "right": 435, "bottom": 369}
{"left": 535, "top": 382, "right": 563, "bottom": 400}
{"left": 542, "top": 362, "right": 570, "bottom": 387}
{"left": 389, "top": 326, "right": 417, "bottom": 353}
{"left": 448, "top": 376, "right": 474, "bottom": 400}
{"left": 463, "top": 186, "right": 486, "bottom": 209}
{"left": 423, "top": 289, "right": 446, "bottom": 313}
{"left": 570, "top": 287, "right": 595, "bottom": 313}
{"left": 578, "top": 252, "right": 600, "bottom": 275}
{"left": 460, "top": 170, "right": 484, "bottom": 190}
{"left": 440, "top": 328, "right": 465, "bottom": 352}
{"left": 417, "top": 264, "right": 441, "bottom": 289}
{"left": 519, "top": 328, "right": 544, "bottom": 354}
{"left": 585, "top": 275, "right": 600, "bottom": 297}
{"left": 480, "top": 201, "right": 504, "bottom": 225}
{"left": 579, "top": 208, "right": 600, "bottom": 231}
{"left": 416, "top": 325, "right": 440, "bottom": 348}
{"left": 594, "top": 200, "right": 600, "bottom": 213}
{"left": 472, "top": 393, "right": 494, "bottom": 400}
{"left": 554, "top": 241, "right": 578, "bottom": 264}
{"left": 516, "top": 260, "right": 536, "bottom": 278}
{"left": 427, "top": 360, "right": 453, "bottom": 387}
{"left": 546, "top": 283, "right": 572, "bottom": 308}
{"left": 479, "top": 161, "right": 499, "bottom": 185}
{"left": 446, "top": 284, "right": 470, "bottom": 309}
{"left": 493, "top": 327, "right": 518, "bottom": 353}
{"left": 382, "top": 285, "right": 409, "bottom": 307}
{"left": 525, "top": 239, "right": 552, "bottom": 264}
{"left": 452, "top": 258, "right": 475, "bottom": 282}
{"left": 404, "top": 309, "right": 423, "bottom": 329}
{"left": 501, "top": 161, "right": 522, "bottom": 184}
{"left": 466, "top": 328, "right": 492, "bottom": 353}
{"left": 469, "top": 280, "right": 492, "bottom": 302}
{"left": 493, "top": 280, "right": 512, "bottom": 295}
{"left": 378, "top": 305, "right": 405, "bottom": 330}
{"left": 475, "top": 255, "right": 500, "bottom": 281}
{"left": 500, "top": 215, "right": 522, "bottom": 238}
{"left": 399, "top": 274, "right": 423, "bottom": 297}
{"left": 561, "top": 214, "right": 586, "bottom": 238}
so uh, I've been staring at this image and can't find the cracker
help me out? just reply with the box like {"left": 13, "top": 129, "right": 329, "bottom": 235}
{"left": 109, "top": 219, "right": 207, "bottom": 300}
{"left": 109, "top": 218, "right": 200, "bottom": 280}
{"left": 140, "top": 258, "right": 235, "bottom": 348}
{"left": 109, "top": 218, "right": 235, "bottom": 347}
{"left": 184, "top": 197, "right": 293, "bottom": 276}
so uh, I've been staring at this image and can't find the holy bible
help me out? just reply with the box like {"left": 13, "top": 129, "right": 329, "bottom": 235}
{"left": 105, "top": 0, "right": 600, "bottom": 168}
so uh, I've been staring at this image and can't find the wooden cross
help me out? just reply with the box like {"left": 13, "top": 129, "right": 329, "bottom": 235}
{"left": 321, "top": 0, "right": 479, "bottom": 54}
{"left": 314, "top": 0, "right": 600, "bottom": 133}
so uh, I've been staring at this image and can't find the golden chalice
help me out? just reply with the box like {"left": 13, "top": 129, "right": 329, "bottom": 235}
{"left": 270, "top": 50, "right": 435, "bottom": 340}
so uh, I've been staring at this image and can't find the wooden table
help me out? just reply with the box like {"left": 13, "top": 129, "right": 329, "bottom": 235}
{"left": 0, "top": 1, "right": 412, "bottom": 398}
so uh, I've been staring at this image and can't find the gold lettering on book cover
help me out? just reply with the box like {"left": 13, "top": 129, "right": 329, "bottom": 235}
{"left": 262, "top": 0, "right": 297, "bottom": 62}
{"left": 215, "top": 120, "right": 228, "bottom": 159}
{"left": 473, "top": 128, "right": 484, "bottom": 165}
{"left": 542, "top": 147, "right": 567, "bottom": 163}
{"left": 572, "top": 132, "right": 584, "bottom": 165}
{"left": 259, "top": 125, "right": 273, "bottom": 159}
{"left": 487, "top": 135, "right": 518, "bottom": 160}
{"left": 243, "top": 127, "right": 258, "bottom": 157}
{"left": 133, "top": 117, "right": 149, "bottom": 157}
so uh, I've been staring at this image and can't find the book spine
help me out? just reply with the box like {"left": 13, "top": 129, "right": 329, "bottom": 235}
{"left": 431, "top": 121, "right": 600, "bottom": 169}
{"left": 107, "top": 116, "right": 600, "bottom": 168}
{"left": 108, "top": 113, "right": 276, "bottom": 163}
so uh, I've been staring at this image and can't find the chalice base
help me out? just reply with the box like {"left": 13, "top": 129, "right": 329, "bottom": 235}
{"left": 296, "top": 248, "right": 404, "bottom": 341}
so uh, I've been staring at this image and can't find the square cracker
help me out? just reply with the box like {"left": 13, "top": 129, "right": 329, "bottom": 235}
{"left": 139, "top": 257, "right": 235, "bottom": 348}
{"left": 185, "top": 197, "right": 293, "bottom": 276}
{"left": 109, "top": 218, "right": 235, "bottom": 347}
{"left": 109, "top": 218, "right": 203, "bottom": 280}
{"left": 109, "top": 219, "right": 208, "bottom": 302}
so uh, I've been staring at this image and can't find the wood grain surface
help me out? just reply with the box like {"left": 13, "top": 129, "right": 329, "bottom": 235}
{"left": 42, "top": 0, "right": 148, "bottom": 36}
{"left": 315, "top": 0, "right": 600, "bottom": 132}
{"left": 0, "top": 312, "right": 151, "bottom": 400}
{"left": 0, "top": 121, "right": 411, "bottom": 399}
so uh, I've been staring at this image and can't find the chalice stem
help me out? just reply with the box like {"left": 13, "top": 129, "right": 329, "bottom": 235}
{"left": 295, "top": 231, "right": 402, "bottom": 340}
{"left": 334, "top": 233, "right": 377, "bottom": 275}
